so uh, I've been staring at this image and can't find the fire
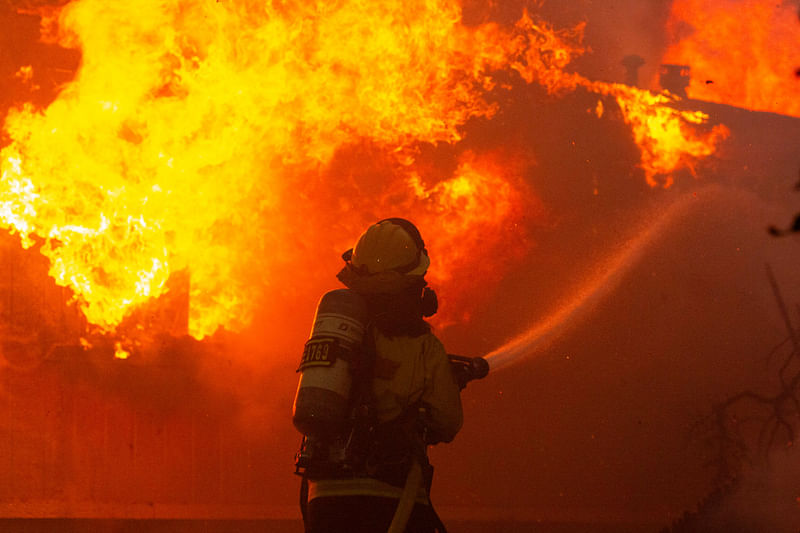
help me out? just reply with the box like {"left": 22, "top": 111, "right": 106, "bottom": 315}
{"left": 14, "top": 66, "right": 35, "bottom": 86}
{"left": 0, "top": 0, "right": 730, "bottom": 340}
{"left": 661, "top": 0, "right": 800, "bottom": 117}
{"left": 320, "top": 147, "right": 535, "bottom": 325}
{"left": 417, "top": 154, "right": 534, "bottom": 323}
{"left": 585, "top": 82, "right": 731, "bottom": 187}
{"left": 410, "top": 151, "right": 533, "bottom": 282}
{"left": 470, "top": 15, "right": 731, "bottom": 187}
{"left": 509, "top": 64, "right": 731, "bottom": 187}
{"left": 113, "top": 341, "right": 130, "bottom": 360}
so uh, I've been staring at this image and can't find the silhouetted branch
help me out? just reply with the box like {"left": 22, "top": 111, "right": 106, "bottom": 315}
{"left": 698, "top": 268, "right": 800, "bottom": 485}
{"left": 765, "top": 263, "right": 798, "bottom": 350}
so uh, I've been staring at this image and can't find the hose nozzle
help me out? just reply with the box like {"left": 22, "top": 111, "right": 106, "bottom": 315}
{"left": 448, "top": 354, "right": 490, "bottom": 390}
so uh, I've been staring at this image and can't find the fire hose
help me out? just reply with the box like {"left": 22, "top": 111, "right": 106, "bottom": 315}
{"left": 387, "top": 354, "right": 489, "bottom": 533}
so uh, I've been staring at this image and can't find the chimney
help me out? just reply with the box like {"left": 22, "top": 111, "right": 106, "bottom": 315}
{"left": 621, "top": 55, "right": 645, "bottom": 87}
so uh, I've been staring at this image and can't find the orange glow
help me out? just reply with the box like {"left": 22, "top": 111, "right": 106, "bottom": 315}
{"left": 411, "top": 151, "right": 534, "bottom": 319}
{"left": 0, "top": 0, "right": 729, "bottom": 339}
{"left": 326, "top": 148, "right": 535, "bottom": 326}
{"left": 661, "top": 0, "right": 800, "bottom": 117}
{"left": 416, "top": 154, "right": 527, "bottom": 283}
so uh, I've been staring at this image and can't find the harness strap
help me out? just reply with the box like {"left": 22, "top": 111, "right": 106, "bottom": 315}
{"left": 297, "top": 319, "right": 448, "bottom": 533}
{"left": 299, "top": 474, "right": 309, "bottom": 524}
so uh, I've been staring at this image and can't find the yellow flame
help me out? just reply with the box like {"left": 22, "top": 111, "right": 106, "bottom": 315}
{"left": 113, "top": 341, "right": 130, "bottom": 359}
{"left": 0, "top": 0, "right": 729, "bottom": 338}
{"left": 586, "top": 82, "right": 730, "bottom": 187}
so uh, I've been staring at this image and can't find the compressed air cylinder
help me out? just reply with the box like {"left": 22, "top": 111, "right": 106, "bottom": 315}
{"left": 292, "top": 289, "right": 368, "bottom": 438}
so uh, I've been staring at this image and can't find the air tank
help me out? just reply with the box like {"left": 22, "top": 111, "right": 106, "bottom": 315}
{"left": 292, "top": 289, "right": 368, "bottom": 438}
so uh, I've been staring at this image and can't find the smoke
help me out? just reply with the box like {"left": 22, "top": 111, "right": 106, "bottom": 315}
{"left": 541, "top": 0, "right": 675, "bottom": 87}
{"left": 668, "top": 451, "right": 800, "bottom": 532}
{"left": 725, "top": 452, "right": 800, "bottom": 532}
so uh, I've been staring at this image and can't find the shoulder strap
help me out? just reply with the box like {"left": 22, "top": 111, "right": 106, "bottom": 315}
{"left": 350, "top": 322, "right": 378, "bottom": 413}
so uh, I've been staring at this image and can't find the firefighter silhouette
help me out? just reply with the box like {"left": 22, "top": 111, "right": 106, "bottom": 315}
{"left": 293, "top": 218, "right": 463, "bottom": 533}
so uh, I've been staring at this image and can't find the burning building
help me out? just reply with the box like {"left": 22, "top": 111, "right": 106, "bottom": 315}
{"left": 0, "top": 0, "right": 799, "bottom": 531}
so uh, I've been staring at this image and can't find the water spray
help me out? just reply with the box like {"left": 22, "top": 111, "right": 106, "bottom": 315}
{"left": 484, "top": 187, "right": 719, "bottom": 372}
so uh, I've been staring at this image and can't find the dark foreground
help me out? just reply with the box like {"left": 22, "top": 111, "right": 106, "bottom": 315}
{"left": 0, "top": 519, "right": 659, "bottom": 532}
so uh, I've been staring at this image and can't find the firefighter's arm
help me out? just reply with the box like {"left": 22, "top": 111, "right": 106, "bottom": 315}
{"left": 420, "top": 335, "right": 463, "bottom": 444}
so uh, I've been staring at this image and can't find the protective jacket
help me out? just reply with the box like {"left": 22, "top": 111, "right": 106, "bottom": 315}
{"left": 307, "top": 328, "right": 463, "bottom": 503}
{"left": 299, "top": 217, "right": 461, "bottom": 532}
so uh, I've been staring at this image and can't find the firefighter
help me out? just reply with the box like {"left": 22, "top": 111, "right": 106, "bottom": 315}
{"left": 294, "top": 218, "right": 463, "bottom": 533}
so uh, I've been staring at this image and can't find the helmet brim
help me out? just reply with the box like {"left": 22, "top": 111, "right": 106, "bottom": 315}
{"left": 406, "top": 251, "right": 430, "bottom": 276}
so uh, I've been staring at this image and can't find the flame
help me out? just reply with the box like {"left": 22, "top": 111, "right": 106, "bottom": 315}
{"left": 0, "top": 0, "right": 730, "bottom": 339}
{"left": 585, "top": 82, "right": 731, "bottom": 187}
{"left": 509, "top": 65, "right": 731, "bottom": 187}
{"left": 318, "top": 147, "right": 535, "bottom": 325}
{"left": 661, "top": 0, "right": 800, "bottom": 117}
{"left": 470, "top": 16, "right": 732, "bottom": 188}
{"left": 113, "top": 341, "right": 130, "bottom": 360}
{"left": 409, "top": 151, "right": 535, "bottom": 321}
{"left": 415, "top": 154, "right": 529, "bottom": 283}
{"left": 14, "top": 65, "right": 35, "bottom": 86}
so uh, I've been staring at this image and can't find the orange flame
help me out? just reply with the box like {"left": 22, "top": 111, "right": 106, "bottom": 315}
{"left": 585, "top": 82, "right": 730, "bottom": 187}
{"left": 113, "top": 341, "right": 130, "bottom": 360}
{"left": 0, "top": 0, "right": 729, "bottom": 339}
{"left": 661, "top": 0, "right": 800, "bottom": 117}
{"left": 409, "top": 151, "right": 535, "bottom": 322}
{"left": 475, "top": 18, "right": 731, "bottom": 188}
{"left": 509, "top": 64, "right": 731, "bottom": 187}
